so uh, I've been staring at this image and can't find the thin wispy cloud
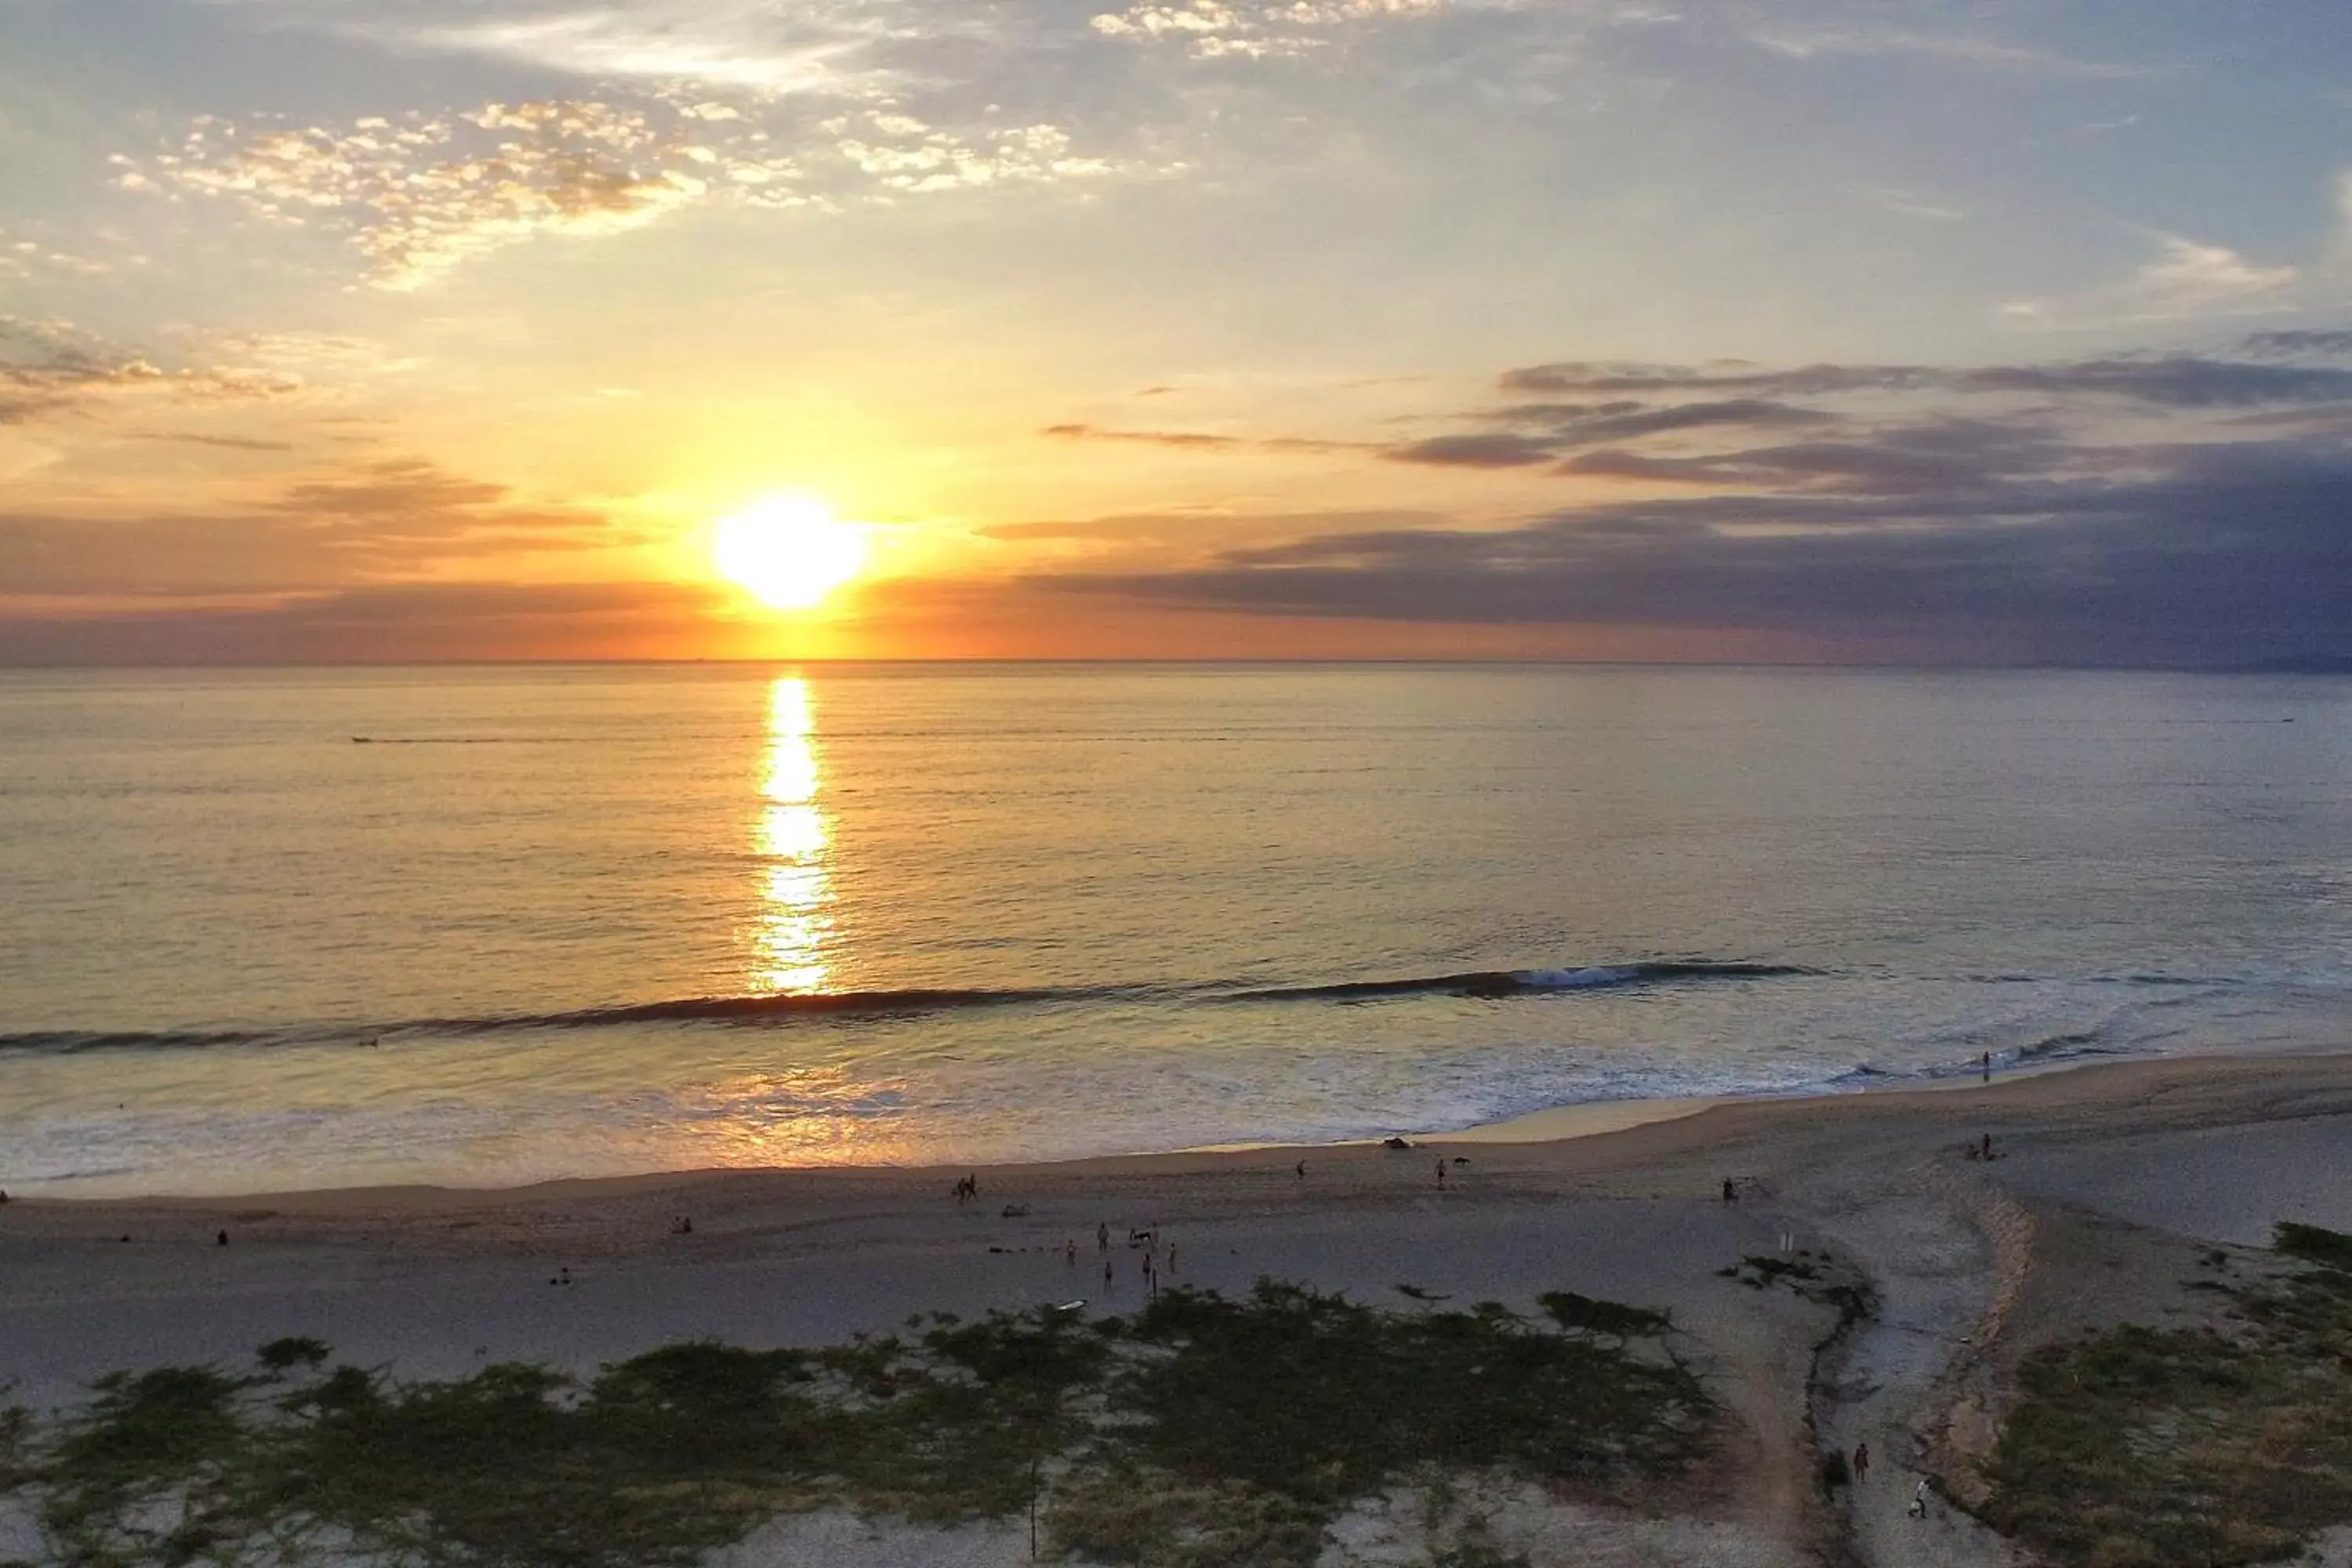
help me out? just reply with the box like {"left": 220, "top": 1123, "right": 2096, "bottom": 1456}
{"left": 1740, "top": 24, "right": 2149, "bottom": 78}
{"left": 200, "top": 0, "right": 916, "bottom": 93}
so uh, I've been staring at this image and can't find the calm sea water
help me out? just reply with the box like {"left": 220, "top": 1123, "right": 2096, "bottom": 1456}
{"left": 3, "top": 663, "right": 2350, "bottom": 1196}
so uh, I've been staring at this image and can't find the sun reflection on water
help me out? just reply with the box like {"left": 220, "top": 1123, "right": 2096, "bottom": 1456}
{"left": 752, "top": 677, "right": 833, "bottom": 993}
{"left": 681, "top": 1065, "right": 921, "bottom": 1169}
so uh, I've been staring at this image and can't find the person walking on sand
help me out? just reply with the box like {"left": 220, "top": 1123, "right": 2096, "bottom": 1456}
{"left": 1909, "top": 1478, "right": 1929, "bottom": 1519}
{"left": 1295, "top": 1160, "right": 1306, "bottom": 1181}
{"left": 1065, "top": 1239, "right": 1077, "bottom": 1267}
{"left": 1852, "top": 1442, "right": 1869, "bottom": 1483}
{"left": 1097, "top": 1221, "right": 1109, "bottom": 1253}
{"left": 1981, "top": 1050, "right": 1991, "bottom": 1083}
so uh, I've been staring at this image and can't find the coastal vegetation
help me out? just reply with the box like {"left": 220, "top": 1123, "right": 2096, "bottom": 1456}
{"left": 0, "top": 1280, "right": 1714, "bottom": 1568}
{"left": 1982, "top": 1221, "right": 2352, "bottom": 1568}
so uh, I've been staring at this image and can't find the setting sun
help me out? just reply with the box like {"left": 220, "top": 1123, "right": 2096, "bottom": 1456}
{"left": 712, "top": 495, "right": 869, "bottom": 611}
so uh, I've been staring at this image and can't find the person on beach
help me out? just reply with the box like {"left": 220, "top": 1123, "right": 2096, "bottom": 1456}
{"left": 1909, "top": 1478, "right": 1929, "bottom": 1519}
{"left": 1065, "top": 1239, "right": 1077, "bottom": 1267}
{"left": 1295, "top": 1160, "right": 1306, "bottom": 1180}
{"left": 1722, "top": 1178, "right": 1738, "bottom": 1203}
{"left": 1981, "top": 1051, "right": 1991, "bottom": 1083}
{"left": 1436, "top": 1158, "right": 1446, "bottom": 1187}
{"left": 1852, "top": 1442, "right": 1869, "bottom": 1483}
{"left": 1980, "top": 1132, "right": 1994, "bottom": 1160}
{"left": 1097, "top": 1221, "right": 1109, "bottom": 1252}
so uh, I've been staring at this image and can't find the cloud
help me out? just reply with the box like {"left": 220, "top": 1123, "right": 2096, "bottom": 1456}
{"left": 125, "top": 94, "right": 1138, "bottom": 288}
{"left": 0, "top": 579, "right": 727, "bottom": 665}
{"left": 2130, "top": 236, "right": 2299, "bottom": 314}
{"left": 1498, "top": 350, "right": 2352, "bottom": 408}
{"left": 0, "top": 456, "right": 615, "bottom": 597}
{"left": 1382, "top": 432, "right": 1560, "bottom": 467}
{"left": 2241, "top": 329, "right": 2352, "bottom": 358}
{"left": 1043, "top": 423, "right": 1372, "bottom": 454}
{"left": 196, "top": 0, "right": 916, "bottom": 93}
{"left": 1012, "top": 330, "right": 2352, "bottom": 662}
{"left": 1089, "top": 0, "right": 1447, "bottom": 60}
{"left": 1740, "top": 24, "right": 2147, "bottom": 78}
{"left": 1558, "top": 418, "right": 2070, "bottom": 493}
{"left": 1038, "top": 434, "right": 2352, "bottom": 663}
{"left": 2004, "top": 230, "right": 2308, "bottom": 328}
{"left": 0, "top": 318, "right": 300, "bottom": 426}
{"left": 129, "top": 431, "right": 297, "bottom": 452}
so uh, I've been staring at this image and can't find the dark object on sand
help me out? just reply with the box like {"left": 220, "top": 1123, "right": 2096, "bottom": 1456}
{"left": 0, "top": 1188, "right": 9, "bottom": 1203}
{"left": 1295, "top": 1160, "right": 1306, "bottom": 1179}
{"left": 670, "top": 1215, "right": 693, "bottom": 1235}
{"left": 216, "top": 1229, "right": 229, "bottom": 1246}
{"left": 1819, "top": 1450, "right": 1851, "bottom": 1491}
{"left": 1722, "top": 1178, "right": 1738, "bottom": 1203}
{"left": 1382, "top": 1136, "right": 1414, "bottom": 1150}
{"left": 1001, "top": 1204, "right": 1030, "bottom": 1218}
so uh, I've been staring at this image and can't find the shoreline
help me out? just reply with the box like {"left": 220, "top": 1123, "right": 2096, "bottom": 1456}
{"left": 1, "top": 1042, "right": 2238, "bottom": 1210}
{"left": 0, "top": 1045, "right": 2336, "bottom": 1223}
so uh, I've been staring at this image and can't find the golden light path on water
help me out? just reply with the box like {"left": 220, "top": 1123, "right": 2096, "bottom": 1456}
{"left": 753, "top": 676, "right": 832, "bottom": 994}
{"left": 687, "top": 677, "right": 920, "bottom": 1167}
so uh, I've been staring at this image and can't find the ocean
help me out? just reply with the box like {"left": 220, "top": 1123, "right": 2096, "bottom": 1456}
{"left": 3, "top": 662, "right": 2349, "bottom": 1197}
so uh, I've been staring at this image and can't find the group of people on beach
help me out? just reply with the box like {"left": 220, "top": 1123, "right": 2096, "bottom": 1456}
{"left": 1058, "top": 1220, "right": 1174, "bottom": 1298}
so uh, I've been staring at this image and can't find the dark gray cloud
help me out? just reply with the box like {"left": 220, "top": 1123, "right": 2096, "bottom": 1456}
{"left": 1383, "top": 432, "right": 1560, "bottom": 467}
{"left": 1559, "top": 418, "right": 2072, "bottom": 494}
{"left": 0, "top": 581, "right": 722, "bottom": 666}
{"left": 2240, "top": 330, "right": 2352, "bottom": 359}
{"left": 1539, "top": 397, "right": 1838, "bottom": 445}
{"left": 1499, "top": 352, "right": 2352, "bottom": 408}
{"left": 1039, "top": 434, "right": 2352, "bottom": 664}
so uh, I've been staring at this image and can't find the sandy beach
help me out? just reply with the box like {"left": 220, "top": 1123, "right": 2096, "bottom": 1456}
{"left": 7, "top": 1051, "right": 2352, "bottom": 1568}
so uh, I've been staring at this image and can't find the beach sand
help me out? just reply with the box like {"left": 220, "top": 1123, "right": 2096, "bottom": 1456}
{"left": 6, "top": 1051, "right": 2352, "bottom": 1568}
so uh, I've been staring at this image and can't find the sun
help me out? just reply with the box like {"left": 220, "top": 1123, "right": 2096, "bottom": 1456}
{"left": 711, "top": 494, "right": 869, "bottom": 610}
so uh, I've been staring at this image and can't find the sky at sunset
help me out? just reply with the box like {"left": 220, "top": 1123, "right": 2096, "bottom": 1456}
{"left": 3, "top": 0, "right": 2350, "bottom": 664}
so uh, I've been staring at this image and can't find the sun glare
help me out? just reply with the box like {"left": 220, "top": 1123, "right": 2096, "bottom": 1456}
{"left": 712, "top": 494, "right": 869, "bottom": 610}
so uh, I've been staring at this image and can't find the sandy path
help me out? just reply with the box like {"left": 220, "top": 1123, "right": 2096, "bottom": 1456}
{"left": 1777, "top": 1157, "right": 2022, "bottom": 1568}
